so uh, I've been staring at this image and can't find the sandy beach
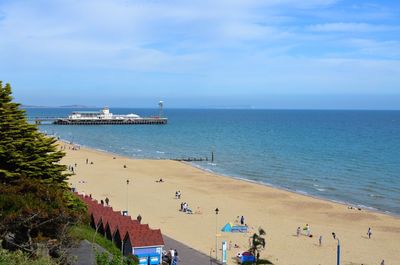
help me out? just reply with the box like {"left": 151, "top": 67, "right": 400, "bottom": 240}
{"left": 61, "top": 142, "right": 400, "bottom": 265}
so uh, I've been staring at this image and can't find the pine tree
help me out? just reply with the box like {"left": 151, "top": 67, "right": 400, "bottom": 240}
{"left": 0, "top": 81, "right": 68, "bottom": 186}
{"left": 0, "top": 81, "right": 86, "bottom": 258}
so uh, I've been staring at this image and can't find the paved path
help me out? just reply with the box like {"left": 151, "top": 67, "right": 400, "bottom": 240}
{"left": 67, "top": 240, "right": 108, "bottom": 265}
{"left": 68, "top": 237, "right": 223, "bottom": 265}
{"left": 163, "top": 234, "right": 223, "bottom": 265}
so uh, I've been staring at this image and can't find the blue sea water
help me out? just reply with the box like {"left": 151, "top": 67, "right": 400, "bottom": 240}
{"left": 26, "top": 108, "right": 400, "bottom": 215}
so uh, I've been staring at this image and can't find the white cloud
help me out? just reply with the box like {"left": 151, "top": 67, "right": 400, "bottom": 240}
{"left": 308, "top": 22, "right": 399, "bottom": 32}
{"left": 1, "top": 0, "right": 400, "bottom": 100}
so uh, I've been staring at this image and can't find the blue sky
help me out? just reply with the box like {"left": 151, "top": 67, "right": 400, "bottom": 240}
{"left": 0, "top": 0, "right": 399, "bottom": 109}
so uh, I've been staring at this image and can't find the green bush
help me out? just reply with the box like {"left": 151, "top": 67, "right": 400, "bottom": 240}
{"left": 0, "top": 248, "right": 56, "bottom": 265}
{"left": 94, "top": 249, "right": 138, "bottom": 265}
{"left": 0, "top": 178, "right": 85, "bottom": 253}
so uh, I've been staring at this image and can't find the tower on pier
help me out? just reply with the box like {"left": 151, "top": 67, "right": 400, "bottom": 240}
{"left": 158, "top": 101, "right": 164, "bottom": 117}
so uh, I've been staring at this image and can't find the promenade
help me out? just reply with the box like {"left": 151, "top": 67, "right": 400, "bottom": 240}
{"left": 163, "top": 234, "right": 222, "bottom": 265}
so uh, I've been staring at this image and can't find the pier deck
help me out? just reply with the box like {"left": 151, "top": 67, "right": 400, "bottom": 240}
{"left": 29, "top": 117, "right": 167, "bottom": 125}
{"left": 54, "top": 118, "right": 167, "bottom": 125}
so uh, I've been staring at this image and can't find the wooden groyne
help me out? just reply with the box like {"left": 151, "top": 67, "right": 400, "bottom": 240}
{"left": 172, "top": 157, "right": 209, "bottom": 162}
{"left": 172, "top": 152, "right": 215, "bottom": 162}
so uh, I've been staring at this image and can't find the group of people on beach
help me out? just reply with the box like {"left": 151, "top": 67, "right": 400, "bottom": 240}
{"left": 69, "top": 159, "right": 95, "bottom": 174}
{"left": 68, "top": 163, "right": 77, "bottom": 173}
{"left": 85, "top": 158, "right": 94, "bottom": 164}
{"left": 179, "top": 202, "right": 192, "bottom": 214}
{"left": 296, "top": 224, "right": 312, "bottom": 238}
{"left": 233, "top": 215, "right": 247, "bottom": 226}
{"left": 296, "top": 224, "right": 374, "bottom": 240}
{"left": 295, "top": 224, "right": 380, "bottom": 261}
{"left": 60, "top": 144, "right": 80, "bottom": 151}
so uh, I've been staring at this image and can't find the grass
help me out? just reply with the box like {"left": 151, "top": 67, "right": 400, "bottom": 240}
{"left": 68, "top": 224, "right": 121, "bottom": 255}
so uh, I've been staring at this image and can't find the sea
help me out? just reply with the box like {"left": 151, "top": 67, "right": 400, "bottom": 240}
{"left": 25, "top": 108, "right": 400, "bottom": 215}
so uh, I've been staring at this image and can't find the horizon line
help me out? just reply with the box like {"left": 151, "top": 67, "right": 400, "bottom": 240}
{"left": 21, "top": 106, "right": 400, "bottom": 111}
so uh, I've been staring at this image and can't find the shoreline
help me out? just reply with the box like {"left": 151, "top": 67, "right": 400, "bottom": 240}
{"left": 59, "top": 138, "right": 399, "bottom": 218}
{"left": 60, "top": 139, "right": 400, "bottom": 264}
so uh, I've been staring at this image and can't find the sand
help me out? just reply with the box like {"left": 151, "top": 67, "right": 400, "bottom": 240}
{"left": 61, "top": 142, "right": 400, "bottom": 265}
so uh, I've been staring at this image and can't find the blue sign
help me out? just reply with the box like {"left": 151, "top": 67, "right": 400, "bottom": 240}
{"left": 222, "top": 241, "right": 227, "bottom": 263}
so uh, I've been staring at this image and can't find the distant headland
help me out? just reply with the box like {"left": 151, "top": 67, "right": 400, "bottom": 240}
{"left": 21, "top": 104, "right": 97, "bottom": 108}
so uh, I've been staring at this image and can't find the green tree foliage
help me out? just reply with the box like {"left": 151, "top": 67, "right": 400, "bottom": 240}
{"left": 0, "top": 178, "right": 85, "bottom": 257}
{"left": 0, "top": 81, "right": 86, "bottom": 261}
{"left": 0, "top": 81, "right": 68, "bottom": 186}
{"left": 249, "top": 227, "right": 266, "bottom": 263}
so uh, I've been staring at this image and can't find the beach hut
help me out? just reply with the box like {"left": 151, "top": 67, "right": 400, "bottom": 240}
{"left": 76, "top": 192, "right": 164, "bottom": 264}
{"left": 123, "top": 229, "right": 164, "bottom": 265}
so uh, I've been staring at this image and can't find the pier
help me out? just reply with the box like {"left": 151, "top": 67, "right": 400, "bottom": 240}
{"left": 53, "top": 117, "right": 167, "bottom": 125}
{"left": 27, "top": 117, "right": 60, "bottom": 125}
{"left": 28, "top": 117, "right": 167, "bottom": 125}
{"left": 28, "top": 104, "right": 168, "bottom": 125}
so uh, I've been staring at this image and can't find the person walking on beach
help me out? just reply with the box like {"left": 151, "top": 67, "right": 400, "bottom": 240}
{"left": 319, "top": 235, "right": 322, "bottom": 246}
{"left": 137, "top": 214, "right": 142, "bottom": 224}
{"left": 240, "top": 215, "right": 245, "bottom": 225}
{"left": 380, "top": 259, "right": 385, "bottom": 265}
{"left": 296, "top": 227, "right": 301, "bottom": 237}
{"left": 367, "top": 227, "right": 372, "bottom": 239}
{"left": 105, "top": 197, "right": 109, "bottom": 206}
{"left": 306, "top": 224, "right": 311, "bottom": 237}
{"left": 100, "top": 200, "right": 104, "bottom": 206}
{"left": 332, "top": 232, "right": 336, "bottom": 239}
{"left": 86, "top": 158, "right": 88, "bottom": 164}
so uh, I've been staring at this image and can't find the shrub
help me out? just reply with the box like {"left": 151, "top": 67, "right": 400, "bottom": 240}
{"left": 0, "top": 248, "right": 56, "bottom": 265}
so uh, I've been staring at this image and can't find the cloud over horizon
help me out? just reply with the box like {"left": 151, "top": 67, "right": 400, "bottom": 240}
{"left": 0, "top": 0, "right": 399, "bottom": 108}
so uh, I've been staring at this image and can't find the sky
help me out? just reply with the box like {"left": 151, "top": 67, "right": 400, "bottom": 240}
{"left": 0, "top": 0, "right": 400, "bottom": 109}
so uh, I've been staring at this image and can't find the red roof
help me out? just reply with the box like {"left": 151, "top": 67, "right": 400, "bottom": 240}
{"left": 76, "top": 192, "right": 164, "bottom": 247}
{"left": 125, "top": 228, "right": 164, "bottom": 247}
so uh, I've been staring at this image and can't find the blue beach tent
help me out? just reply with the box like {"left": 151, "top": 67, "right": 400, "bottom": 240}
{"left": 221, "top": 223, "right": 232, "bottom": 232}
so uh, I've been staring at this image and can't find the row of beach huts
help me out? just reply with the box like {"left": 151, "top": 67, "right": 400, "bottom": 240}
{"left": 77, "top": 194, "right": 164, "bottom": 265}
